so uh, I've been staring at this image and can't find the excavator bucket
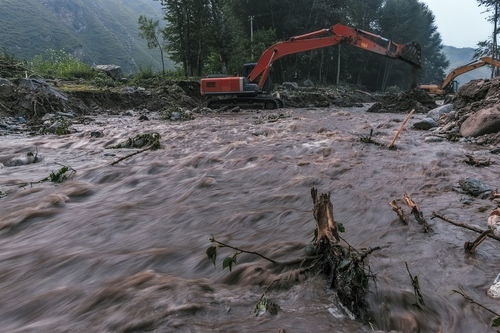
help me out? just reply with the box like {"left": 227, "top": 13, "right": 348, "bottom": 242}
{"left": 399, "top": 42, "right": 422, "bottom": 68}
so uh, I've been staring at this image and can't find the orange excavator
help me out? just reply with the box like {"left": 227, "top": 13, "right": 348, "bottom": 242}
{"left": 420, "top": 56, "right": 500, "bottom": 95}
{"left": 200, "top": 23, "right": 422, "bottom": 109}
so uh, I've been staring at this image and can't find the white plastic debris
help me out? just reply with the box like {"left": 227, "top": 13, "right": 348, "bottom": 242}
{"left": 487, "top": 274, "right": 500, "bottom": 299}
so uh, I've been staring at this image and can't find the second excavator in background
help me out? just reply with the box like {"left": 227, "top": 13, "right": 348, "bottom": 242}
{"left": 200, "top": 23, "right": 422, "bottom": 109}
{"left": 420, "top": 56, "right": 500, "bottom": 96}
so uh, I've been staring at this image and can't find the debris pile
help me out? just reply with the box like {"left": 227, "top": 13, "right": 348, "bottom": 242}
{"left": 0, "top": 78, "right": 86, "bottom": 120}
{"left": 274, "top": 84, "right": 374, "bottom": 108}
{"left": 66, "top": 83, "right": 197, "bottom": 114}
{"left": 0, "top": 54, "right": 27, "bottom": 78}
{"left": 431, "top": 78, "right": 500, "bottom": 144}
{"left": 160, "top": 107, "right": 194, "bottom": 121}
{"left": 367, "top": 89, "right": 437, "bottom": 113}
{"left": 109, "top": 133, "right": 161, "bottom": 150}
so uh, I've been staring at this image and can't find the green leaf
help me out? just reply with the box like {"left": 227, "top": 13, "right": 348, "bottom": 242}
{"left": 492, "top": 316, "right": 500, "bottom": 327}
{"left": 223, "top": 257, "right": 234, "bottom": 271}
{"left": 231, "top": 253, "right": 239, "bottom": 263}
{"left": 206, "top": 246, "right": 217, "bottom": 266}
{"left": 338, "top": 223, "right": 346, "bottom": 233}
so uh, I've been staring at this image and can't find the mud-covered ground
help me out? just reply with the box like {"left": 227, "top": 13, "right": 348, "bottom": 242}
{"left": 0, "top": 106, "right": 499, "bottom": 332}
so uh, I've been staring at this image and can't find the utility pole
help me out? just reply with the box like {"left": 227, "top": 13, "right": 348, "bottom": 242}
{"left": 336, "top": 44, "right": 341, "bottom": 85}
{"left": 249, "top": 16, "right": 255, "bottom": 59}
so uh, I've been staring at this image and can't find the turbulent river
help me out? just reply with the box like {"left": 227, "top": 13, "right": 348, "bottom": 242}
{"left": 0, "top": 106, "right": 499, "bottom": 332}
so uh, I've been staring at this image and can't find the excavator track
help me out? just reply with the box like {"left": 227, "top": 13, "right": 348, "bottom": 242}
{"left": 207, "top": 96, "right": 284, "bottom": 110}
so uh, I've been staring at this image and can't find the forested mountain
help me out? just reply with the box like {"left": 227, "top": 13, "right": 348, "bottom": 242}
{"left": 442, "top": 45, "right": 491, "bottom": 86}
{"left": 160, "top": 0, "right": 449, "bottom": 91}
{"left": 0, "top": 0, "right": 169, "bottom": 72}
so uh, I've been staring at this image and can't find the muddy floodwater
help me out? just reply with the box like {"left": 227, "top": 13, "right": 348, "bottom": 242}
{"left": 0, "top": 106, "right": 499, "bottom": 332}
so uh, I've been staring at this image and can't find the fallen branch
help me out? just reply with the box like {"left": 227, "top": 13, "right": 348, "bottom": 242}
{"left": 209, "top": 237, "right": 278, "bottom": 264}
{"left": 431, "top": 212, "right": 500, "bottom": 242}
{"left": 388, "top": 109, "right": 415, "bottom": 149}
{"left": 389, "top": 200, "right": 408, "bottom": 225}
{"left": 452, "top": 288, "right": 500, "bottom": 328}
{"left": 405, "top": 262, "right": 425, "bottom": 308}
{"left": 403, "top": 193, "right": 432, "bottom": 232}
{"left": 359, "top": 246, "right": 386, "bottom": 262}
{"left": 205, "top": 188, "right": 375, "bottom": 321}
{"left": 464, "top": 229, "right": 493, "bottom": 254}
{"left": 110, "top": 145, "right": 155, "bottom": 166}
{"left": 360, "top": 129, "right": 383, "bottom": 146}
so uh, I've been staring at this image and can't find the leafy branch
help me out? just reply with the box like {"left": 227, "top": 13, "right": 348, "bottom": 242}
{"left": 206, "top": 236, "right": 277, "bottom": 272}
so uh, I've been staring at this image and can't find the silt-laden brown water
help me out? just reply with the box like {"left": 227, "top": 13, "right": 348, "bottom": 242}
{"left": 0, "top": 106, "right": 499, "bottom": 332}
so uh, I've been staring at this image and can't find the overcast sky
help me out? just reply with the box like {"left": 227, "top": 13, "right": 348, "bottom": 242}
{"left": 420, "top": 0, "right": 491, "bottom": 48}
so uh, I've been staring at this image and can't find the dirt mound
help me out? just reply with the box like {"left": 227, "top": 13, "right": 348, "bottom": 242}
{"left": 367, "top": 89, "right": 437, "bottom": 113}
{"left": 275, "top": 85, "right": 374, "bottom": 108}
{"left": 0, "top": 79, "right": 87, "bottom": 120}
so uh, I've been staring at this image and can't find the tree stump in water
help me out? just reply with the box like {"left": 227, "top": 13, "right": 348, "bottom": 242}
{"left": 311, "top": 188, "right": 340, "bottom": 243}
{"left": 310, "top": 188, "right": 372, "bottom": 321}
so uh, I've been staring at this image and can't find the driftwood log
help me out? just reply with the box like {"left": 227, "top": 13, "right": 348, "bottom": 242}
{"left": 403, "top": 193, "right": 432, "bottom": 232}
{"left": 432, "top": 212, "right": 500, "bottom": 254}
{"left": 388, "top": 109, "right": 415, "bottom": 149}
{"left": 389, "top": 200, "right": 408, "bottom": 225}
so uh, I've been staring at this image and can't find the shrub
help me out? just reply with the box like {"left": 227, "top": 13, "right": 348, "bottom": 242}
{"left": 29, "top": 49, "right": 95, "bottom": 79}
{"left": 135, "top": 66, "right": 155, "bottom": 81}
{"left": 92, "top": 72, "right": 116, "bottom": 88}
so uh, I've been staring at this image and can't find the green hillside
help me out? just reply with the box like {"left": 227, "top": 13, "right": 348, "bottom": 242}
{"left": 442, "top": 45, "right": 491, "bottom": 86}
{"left": 0, "top": 0, "right": 172, "bottom": 73}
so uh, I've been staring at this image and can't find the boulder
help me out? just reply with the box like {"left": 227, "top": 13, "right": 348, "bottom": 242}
{"left": 93, "top": 65, "right": 123, "bottom": 81}
{"left": 459, "top": 178, "right": 492, "bottom": 198}
{"left": 460, "top": 105, "right": 500, "bottom": 137}
{"left": 456, "top": 79, "right": 490, "bottom": 101}
{"left": 302, "top": 79, "right": 314, "bottom": 87}
{"left": 282, "top": 82, "right": 299, "bottom": 90}
{"left": 90, "top": 131, "right": 104, "bottom": 138}
{"left": 0, "top": 78, "right": 13, "bottom": 98}
{"left": 424, "top": 136, "right": 444, "bottom": 143}
{"left": 426, "top": 104, "right": 453, "bottom": 121}
{"left": 413, "top": 118, "right": 438, "bottom": 130}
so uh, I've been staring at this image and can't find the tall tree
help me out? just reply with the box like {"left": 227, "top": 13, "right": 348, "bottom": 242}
{"left": 378, "top": 0, "right": 448, "bottom": 90}
{"left": 160, "top": 0, "right": 210, "bottom": 76}
{"left": 138, "top": 15, "right": 166, "bottom": 74}
{"left": 155, "top": 0, "right": 449, "bottom": 90}
{"left": 475, "top": 0, "right": 500, "bottom": 77}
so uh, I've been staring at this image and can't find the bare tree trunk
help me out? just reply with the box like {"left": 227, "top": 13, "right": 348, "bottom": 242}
{"left": 493, "top": 3, "right": 498, "bottom": 78}
{"left": 154, "top": 34, "right": 165, "bottom": 74}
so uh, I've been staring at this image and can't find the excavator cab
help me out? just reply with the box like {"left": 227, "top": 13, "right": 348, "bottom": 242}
{"left": 447, "top": 80, "right": 459, "bottom": 94}
{"left": 242, "top": 63, "right": 272, "bottom": 93}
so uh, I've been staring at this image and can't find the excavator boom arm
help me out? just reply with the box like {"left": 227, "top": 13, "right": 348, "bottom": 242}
{"left": 249, "top": 23, "right": 421, "bottom": 89}
{"left": 441, "top": 56, "right": 500, "bottom": 89}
